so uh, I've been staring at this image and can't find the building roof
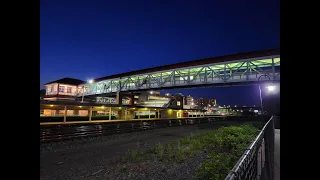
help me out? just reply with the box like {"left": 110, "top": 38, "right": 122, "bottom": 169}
{"left": 94, "top": 48, "right": 280, "bottom": 82}
{"left": 44, "top": 78, "right": 85, "bottom": 86}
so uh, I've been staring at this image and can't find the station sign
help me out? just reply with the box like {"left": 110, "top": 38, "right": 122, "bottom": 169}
{"left": 96, "top": 97, "right": 131, "bottom": 105}
{"left": 96, "top": 97, "right": 116, "bottom": 104}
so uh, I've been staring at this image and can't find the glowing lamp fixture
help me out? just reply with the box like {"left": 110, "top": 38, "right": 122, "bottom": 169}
{"left": 266, "top": 85, "right": 276, "bottom": 92}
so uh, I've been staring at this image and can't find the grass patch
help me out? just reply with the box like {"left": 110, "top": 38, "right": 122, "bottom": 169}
{"left": 194, "top": 124, "right": 259, "bottom": 180}
{"left": 120, "top": 123, "right": 259, "bottom": 179}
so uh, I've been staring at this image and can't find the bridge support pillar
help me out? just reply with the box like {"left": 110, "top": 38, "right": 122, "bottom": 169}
{"left": 89, "top": 107, "right": 93, "bottom": 122}
{"left": 129, "top": 94, "right": 134, "bottom": 105}
{"left": 63, "top": 106, "right": 67, "bottom": 123}
{"left": 116, "top": 92, "right": 122, "bottom": 105}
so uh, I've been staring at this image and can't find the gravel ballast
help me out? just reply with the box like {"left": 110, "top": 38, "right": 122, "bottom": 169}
{"left": 40, "top": 120, "right": 258, "bottom": 180}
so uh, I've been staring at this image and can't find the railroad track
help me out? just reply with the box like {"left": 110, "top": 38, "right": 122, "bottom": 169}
{"left": 40, "top": 116, "right": 262, "bottom": 143}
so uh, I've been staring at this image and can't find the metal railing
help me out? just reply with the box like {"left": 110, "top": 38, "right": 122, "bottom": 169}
{"left": 225, "top": 116, "right": 276, "bottom": 180}
{"left": 40, "top": 116, "right": 262, "bottom": 143}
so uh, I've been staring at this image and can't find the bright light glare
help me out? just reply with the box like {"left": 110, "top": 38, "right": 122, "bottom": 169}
{"left": 150, "top": 91, "right": 153, "bottom": 94}
{"left": 88, "top": 79, "right": 94, "bottom": 84}
{"left": 267, "top": 85, "right": 276, "bottom": 92}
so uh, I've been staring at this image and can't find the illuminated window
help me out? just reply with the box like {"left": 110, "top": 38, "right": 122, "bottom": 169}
{"left": 67, "top": 87, "right": 72, "bottom": 93}
{"left": 59, "top": 86, "right": 65, "bottom": 92}
{"left": 122, "top": 98, "right": 130, "bottom": 105}
{"left": 177, "top": 101, "right": 181, "bottom": 106}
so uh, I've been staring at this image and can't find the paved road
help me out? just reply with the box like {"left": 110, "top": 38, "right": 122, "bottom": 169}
{"left": 274, "top": 129, "right": 280, "bottom": 180}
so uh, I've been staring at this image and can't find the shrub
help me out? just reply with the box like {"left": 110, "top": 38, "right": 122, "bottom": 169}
{"left": 118, "top": 123, "right": 259, "bottom": 180}
{"left": 156, "top": 143, "right": 164, "bottom": 160}
{"left": 195, "top": 124, "right": 258, "bottom": 180}
{"left": 195, "top": 153, "right": 236, "bottom": 180}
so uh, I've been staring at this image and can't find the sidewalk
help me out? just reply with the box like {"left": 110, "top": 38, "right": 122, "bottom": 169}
{"left": 274, "top": 129, "right": 280, "bottom": 180}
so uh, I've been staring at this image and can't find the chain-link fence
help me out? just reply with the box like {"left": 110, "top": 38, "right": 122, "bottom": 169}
{"left": 225, "top": 116, "right": 276, "bottom": 180}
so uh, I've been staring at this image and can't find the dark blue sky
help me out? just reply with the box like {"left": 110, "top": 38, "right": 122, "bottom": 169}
{"left": 40, "top": 0, "right": 280, "bottom": 106}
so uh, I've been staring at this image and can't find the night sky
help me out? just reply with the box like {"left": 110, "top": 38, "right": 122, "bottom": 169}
{"left": 40, "top": 0, "right": 280, "bottom": 106}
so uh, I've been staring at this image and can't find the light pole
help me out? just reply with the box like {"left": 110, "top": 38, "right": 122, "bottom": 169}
{"left": 258, "top": 85, "right": 264, "bottom": 114}
{"left": 258, "top": 74, "right": 278, "bottom": 115}
{"left": 81, "top": 79, "right": 94, "bottom": 103}
{"left": 259, "top": 84, "right": 277, "bottom": 114}
{"left": 258, "top": 75, "right": 270, "bottom": 115}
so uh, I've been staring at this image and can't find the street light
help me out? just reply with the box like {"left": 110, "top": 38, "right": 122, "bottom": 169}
{"left": 259, "top": 83, "right": 278, "bottom": 115}
{"left": 258, "top": 75, "right": 270, "bottom": 115}
{"left": 267, "top": 85, "right": 276, "bottom": 92}
{"left": 81, "top": 79, "right": 94, "bottom": 103}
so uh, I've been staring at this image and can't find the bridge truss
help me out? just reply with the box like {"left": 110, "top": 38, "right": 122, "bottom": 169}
{"left": 77, "top": 55, "right": 280, "bottom": 96}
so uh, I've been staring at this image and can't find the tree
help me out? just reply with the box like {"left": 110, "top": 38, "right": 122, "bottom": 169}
{"left": 40, "top": 89, "right": 46, "bottom": 99}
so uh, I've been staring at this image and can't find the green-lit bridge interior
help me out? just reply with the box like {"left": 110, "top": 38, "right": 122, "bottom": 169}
{"left": 78, "top": 48, "right": 280, "bottom": 96}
